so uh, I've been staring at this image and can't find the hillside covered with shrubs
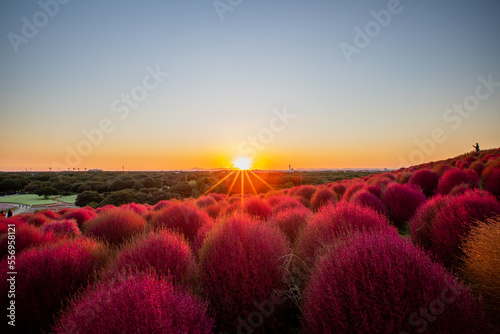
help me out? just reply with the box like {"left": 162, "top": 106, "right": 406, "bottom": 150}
{"left": 1, "top": 148, "right": 500, "bottom": 333}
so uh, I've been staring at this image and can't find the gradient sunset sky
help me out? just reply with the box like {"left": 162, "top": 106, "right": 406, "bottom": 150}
{"left": 1, "top": 0, "right": 499, "bottom": 171}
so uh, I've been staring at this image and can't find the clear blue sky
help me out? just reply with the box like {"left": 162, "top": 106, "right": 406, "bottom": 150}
{"left": 1, "top": 0, "right": 499, "bottom": 171}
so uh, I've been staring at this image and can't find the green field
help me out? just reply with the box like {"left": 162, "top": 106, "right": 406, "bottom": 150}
{"left": 59, "top": 195, "right": 77, "bottom": 204}
{"left": 0, "top": 194, "right": 58, "bottom": 206}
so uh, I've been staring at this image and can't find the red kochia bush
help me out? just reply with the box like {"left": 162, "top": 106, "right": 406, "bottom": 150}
{"left": 409, "top": 169, "right": 440, "bottom": 197}
{"left": 62, "top": 208, "right": 97, "bottom": 227}
{"left": 310, "top": 187, "right": 337, "bottom": 211}
{"left": 0, "top": 239, "right": 107, "bottom": 333}
{"left": 301, "top": 230, "right": 485, "bottom": 334}
{"left": 437, "top": 168, "right": 478, "bottom": 194}
{"left": 343, "top": 182, "right": 365, "bottom": 201}
{"left": 350, "top": 190, "right": 389, "bottom": 216}
{"left": 293, "top": 185, "right": 317, "bottom": 201}
{"left": 108, "top": 230, "right": 196, "bottom": 288}
{"left": 409, "top": 194, "right": 448, "bottom": 251}
{"left": 331, "top": 183, "right": 347, "bottom": 197}
{"left": 41, "top": 218, "right": 82, "bottom": 238}
{"left": 150, "top": 202, "right": 210, "bottom": 242}
{"left": 0, "top": 223, "right": 54, "bottom": 258}
{"left": 26, "top": 212, "right": 52, "bottom": 226}
{"left": 270, "top": 196, "right": 307, "bottom": 214}
{"left": 199, "top": 215, "right": 290, "bottom": 331}
{"left": 243, "top": 197, "right": 273, "bottom": 220}
{"left": 120, "top": 203, "right": 148, "bottom": 215}
{"left": 382, "top": 183, "right": 427, "bottom": 228}
{"left": 84, "top": 208, "right": 146, "bottom": 245}
{"left": 484, "top": 169, "right": 500, "bottom": 198}
{"left": 53, "top": 273, "right": 215, "bottom": 334}
{"left": 431, "top": 190, "right": 500, "bottom": 268}
{"left": 269, "top": 206, "right": 312, "bottom": 244}
{"left": 294, "top": 202, "right": 396, "bottom": 269}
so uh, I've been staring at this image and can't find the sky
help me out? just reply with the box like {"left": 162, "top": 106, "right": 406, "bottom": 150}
{"left": 1, "top": 0, "right": 499, "bottom": 171}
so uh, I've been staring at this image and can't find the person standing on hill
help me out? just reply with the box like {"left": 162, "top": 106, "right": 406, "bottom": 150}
{"left": 473, "top": 143, "right": 480, "bottom": 152}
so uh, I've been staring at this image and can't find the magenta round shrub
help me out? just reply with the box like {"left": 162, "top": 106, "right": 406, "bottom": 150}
{"left": 310, "top": 187, "right": 337, "bottom": 211}
{"left": 26, "top": 212, "right": 52, "bottom": 226}
{"left": 382, "top": 183, "right": 427, "bottom": 228}
{"left": 269, "top": 206, "right": 312, "bottom": 244}
{"left": 396, "top": 171, "right": 413, "bottom": 184}
{"left": 294, "top": 185, "right": 317, "bottom": 201}
{"left": 332, "top": 183, "right": 346, "bottom": 197}
{"left": 0, "top": 238, "right": 107, "bottom": 333}
{"left": 199, "top": 215, "right": 290, "bottom": 331}
{"left": 365, "top": 184, "right": 382, "bottom": 198}
{"left": 62, "top": 208, "right": 97, "bottom": 227}
{"left": 150, "top": 202, "right": 210, "bottom": 242}
{"left": 39, "top": 209, "right": 60, "bottom": 219}
{"left": 409, "top": 169, "right": 440, "bottom": 197}
{"left": 84, "top": 208, "right": 146, "bottom": 245}
{"left": 343, "top": 182, "right": 365, "bottom": 201}
{"left": 53, "top": 273, "right": 215, "bottom": 334}
{"left": 196, "top": 196, "right": 217, "bottom": 208}
{"left": 108, "top": 230, "right": 196, "bottom": 287}
{"left": 437, "top": 168, "right": 478, "bottom": 194}
{"left": 201, "top": 202, "right": 225, "bottom": 219}
{"left": 449, "top": 183, "right": 473, "bottom": 196}
{"left": 433, "top": 163, "right": 451, "bottom": 176}
{"left": 350, "top": 190, "right": 389, "bottom": 216}
{"left": 431, "top": 189, "right": 500, "bottom": 268}
{"left": 271, "top": 196, "right": 307, "bottom": 214}
{"left": 484, "top": 169, "right": 500, "bottom": 198}
{"left": 193, "top": 218, "right": 215, "bottom": 253}
{"left": 294, "top": 202, "right": 396, "bottom": 269}
{"left": 469, "top": 161, "right": 486, "bottom": 176}
{"left": 243, "top": 197, "right": 272, "bottom": 220}
{"left": 120, "top": 202, "right": 148, "bottom": 215}
{"left": 409, "top": 194, "right": 448, "bottom": 251}
{"left": 153, "top": 200, "right": 170, "bottom": 211}
{"left": 41, "top": 218, "right": 82, "bottom": 238}
{"left": 301, "top": 230, "right": 485, "bottom": 334}
{"left": 0, "top": 223, "right": 54, "bottom": 258}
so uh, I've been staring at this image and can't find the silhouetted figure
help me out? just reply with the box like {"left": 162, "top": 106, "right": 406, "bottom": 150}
{"left": 0, "top": 211, "right": 5, "bottom": 218}
{"left": 473, "top": 143, "right": 480, "bottom": 152}
{"left": 6, "top": 210, "right": 13, "bottom": 218}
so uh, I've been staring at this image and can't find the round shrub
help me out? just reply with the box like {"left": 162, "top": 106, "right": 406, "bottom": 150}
{"left": 26, "top": 212, "right": 52, "bottom": 226}
{"left": 350, "top": 190, "right": 388, "bottom": 216}
{"left": 269, "top": 206, "right": 312, "bottom": 244}
{"left": 437, "top": 168, "right": 478, "bottom": 194}
{"left": 409, "top": 194, "right": 448, "bottom": 251}
{"left": 270, "top": 196, "right": 307, "bottom": 214}
{"left": 84, "top": 208, "right": 146, "bottom": 245}
{"left": 409, "top": 169, "right": 440, "bottom": 197}
{"left": 294, "top": 202, "right": 396, "bottom": 269}
{"left": 150, "top": 202, "right": 210, "bottom": 242}
{"left": 433, "top": 163, "right": 451, "bottom": 176}
{"left": 310, "top": 188, "right": 337, "bottom": 211}
{"left": 365, "top": 184, "right": 383, "bottom": 198}
{"left": 293, "top": 185, "right": 317, "bottom": 201}
{"left": 461, "top": 216, "right": 500, "bottom": 326}
{"left": 431, "top": 190, "right": 500, "bottom": 268}
{"left": 62, "top": 208, "right": 97, "bottom": 227}
{"left": 196, "top": 196, "right": 217, "bottom": 208}
{"left": 107, "top": 230, "right": 196, "bottom": 287}
{"left": 484, "top": 169, "right": 500, "bottom": 198}
{"left": 199, "top": 215, "right": 290, "bottom": 331}
{"left": 301, "top": 230, "right": 485, "bottom": 334}
{"left": 120, "top": 202, "right": 148, "bottom": 215}
{"left": 382, "top": 183, "right": 427, "bottom": 228}
{"left": 53, "top": 273, "right": 215, "bottom": 334}
{"left": 0, "top": 223, "right": 54, "bottom": 258}
{"left": 41, "top": 218, "right": 82, "bottom": 238}
{"left": 331, "top": 183, "right": 347, "bottom": 197}
{"left": 343, "top": 182, "right": 365, "bottom": 201}
{"left": 243, "top": 197, "right": 273, "bottom": 220}
{"left": 0, "top": 238, "right": 107, "bottom": 333}
{"left": 469, "top": 161, "right": 486, "bottom": 176}
{"left": 39, "top": 209, "right": 60, "bottom": 219}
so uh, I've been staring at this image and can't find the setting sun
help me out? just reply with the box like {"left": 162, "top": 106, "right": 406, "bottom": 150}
{"left": 233, "top": 156, "right": 252, "bottom": 170}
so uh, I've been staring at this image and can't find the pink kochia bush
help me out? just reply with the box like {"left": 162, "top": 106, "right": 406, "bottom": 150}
{"left": 269, "top": 206, "right": 312, "bottom": 244}
{"left": 409, "top": 194, "right": 448, "bottom": 251}
{"left": 310, "top": 187, "right": 337, "bottom": 211}
{"left": 0, "top": 238, "right": 107, "bottom": 333}
{"left": 294, "top": 202, "right": 396, "bottom": 269}
{"left": 350, "top": 190, "right": 388, "bottom": 216}
{"left": 430, "top": 189, "right": 500, "bottom": 268}
{"left": 301, "top": 230, "right": 485, "bottom": 334}
{"left": 41, "top": 218, "right": 82, "bottom": 238}
{"left": 409, "top": 169, "right": 440, "bottom": 197}
{"left": 199, "top": 215, "right": 291, "bottom": 331}
{"left": 382, "top": 183, "right": 427, "bottom": 228}
{"left": 0, "top": 223, "right": 54, "bottom": 258}
{"left": 243, "top": 197, "right": 273, "bottom": 220}
{"left": 484, "top": 169, "right": 500, "bottom": 198}
{"left": 107, "top": 230, "right": 196, "bottom": 288}
{"left": 62, "top": 208, "right": 97, "bottom": 227}
{"left": 53, "top": 273, "right": 215, "bottom": 334}
{"left": 150, "top": 202, "right": 210, "bottom": 242}
{"left": 437, "top": 168, "right": 478, "bottom": 194}
{"left": 84, "top": 208, "right": 146, "bottom": 245}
